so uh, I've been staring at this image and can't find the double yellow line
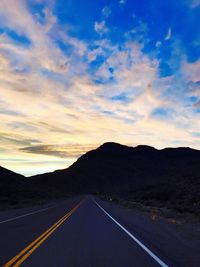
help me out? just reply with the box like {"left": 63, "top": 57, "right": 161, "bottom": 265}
{"left": 3, "top": 200, "right": 83, "bottom": 267}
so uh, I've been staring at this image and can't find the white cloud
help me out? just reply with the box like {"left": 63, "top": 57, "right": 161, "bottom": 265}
{"left": 119, "top": 0, "right": 126, "bottom": 5}
{"left": 125, "top": 18, "right": 148, "bottom": 44}
{"left": 94, "top": 20, "right": 109, "bottom": 35}
{"left": 165, "top": 27, "right": 172, "bottom": 40}
{"left": 0, "top": 0, "right": 200, "bottom": 176}
{"left": 155, "top": 41, "right": 162, "bottom": 48}
{"left": 190, "top": 0, "right": 200, "bottom": 8}
{"left": 102, "top": 6, "right": 111, "bottom": 18}
{"left": 182, "top": 60, "right": 200, "bottom": 83}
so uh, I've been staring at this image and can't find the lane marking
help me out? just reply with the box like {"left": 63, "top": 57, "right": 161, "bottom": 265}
{"left": 3, "top": 200, "right": 83, "bottom": 267}
{"left": 0, "top": 205, "right": 58, "bottom": 224}
{"left": 3, "top": 208, "right": 76, "bottom": 267}
{"left": 93, "top": 199, "right": 168, "bottom": 267}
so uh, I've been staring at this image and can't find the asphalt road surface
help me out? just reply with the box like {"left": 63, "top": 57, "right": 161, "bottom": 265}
{"left": 0, "top": 196, "right": 199, "bottom": 267}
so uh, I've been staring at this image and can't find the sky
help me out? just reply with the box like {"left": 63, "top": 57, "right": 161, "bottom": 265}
{"left": 0, "top": 0, "right": 200, "bottom": 176}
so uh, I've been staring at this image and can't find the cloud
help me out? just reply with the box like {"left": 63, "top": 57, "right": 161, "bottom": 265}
{"left": 155, "top": 41, "right": 162, "bottom": 48}
{"left": 20, "top": 144, "right": 97, "bottom": 158}
{"left": 0, "top": 132, "right": 40, "bottom": 151}
{"left": 182, "top": 60, "right": 200, "bottom": 83}
{"left": 0, "top": 0, "right": 86, "bottom": 75}
{"left": 190, "top": 0, "right": 200, "bottom": 8}
{"left": 94, "top": 21, "right": 109, "bottom": 35}
{"left": 119, "top": 0, "right": 126, "bottom": 5}
{"left": 193, "top": 100, "right": 200, "bottom": 108}
{"left": 102, "top": 6, "right": 111, "bottom": 18}
{"left": 125, "top": 18, "right": 148, "bottom": 44}
{"left": 165, "top": 27, "right": 172, "bottom": 40}
{"left": 182, "top": 60, "right": 200, "bottom": 110}
{"left": 0, "top": 0, "right": 200, "bottom": 176}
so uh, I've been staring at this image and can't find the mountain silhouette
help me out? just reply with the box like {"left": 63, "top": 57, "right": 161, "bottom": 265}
{"left": 29, "top": 142, "right": 200, "bottom": 212}
{"left": 1, "top": 143, "right": 200, "bottom": 212}
{"left": 0, "top": 166, "right": 27, "bottom": 204}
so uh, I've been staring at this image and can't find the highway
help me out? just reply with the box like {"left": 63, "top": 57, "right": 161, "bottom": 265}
{"left": 0, "top": 196, "right": 199, "bottom": 267}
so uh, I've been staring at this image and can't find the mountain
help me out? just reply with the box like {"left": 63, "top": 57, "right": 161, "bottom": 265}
{"left": 1, "top": 143, "right": 200, "bottom": 212}
{"left": 31, "top": 142, "right": 200, "bottom": 213}
{"left": 0, "top": 166, "right": 27, "bottom": 204}
{"left": 0, "top": 166, "right": 50, "bottom": 205}
{"left": 0, "top": 166, "right": 25, "bottom": 189}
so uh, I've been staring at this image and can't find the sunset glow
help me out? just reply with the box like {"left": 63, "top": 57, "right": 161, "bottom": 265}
{"left": 0, "top": 0, "right": 200, "bottom": 175}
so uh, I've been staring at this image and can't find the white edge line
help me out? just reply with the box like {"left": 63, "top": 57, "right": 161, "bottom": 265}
{"left": 93, "top": 199, "right": 168, "bottom": 267}
{"left": 0, "top": 205, "right": 57, "bottom": 224}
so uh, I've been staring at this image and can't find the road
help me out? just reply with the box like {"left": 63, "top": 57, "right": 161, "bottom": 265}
{"left": 0, "top": 196, "right": 199, "bottom": 267}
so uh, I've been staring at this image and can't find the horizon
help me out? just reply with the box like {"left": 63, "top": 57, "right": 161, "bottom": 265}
{"left": 0, "top": 0, "right": 200, "bottom": 176}
{"left": 1, "top": 141, "right": 200, "bottom": 177}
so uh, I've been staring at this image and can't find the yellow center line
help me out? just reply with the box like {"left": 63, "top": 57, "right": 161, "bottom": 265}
{"left": 3, "top": 200, "right": 84, "bottom": 267}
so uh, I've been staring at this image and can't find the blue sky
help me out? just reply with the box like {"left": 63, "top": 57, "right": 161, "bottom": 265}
{"left": 0, "top": 0, "right": 200, "bottom": 176}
